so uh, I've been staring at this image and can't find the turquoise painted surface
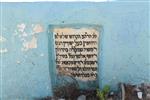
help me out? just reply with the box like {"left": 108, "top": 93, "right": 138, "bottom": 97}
{"left": 0, "top": 2, "right": 149, "bottom": 99}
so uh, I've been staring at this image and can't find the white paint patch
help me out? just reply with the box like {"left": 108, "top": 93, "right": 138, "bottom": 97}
{"left": 0, "top": 36, "right": 6, "bottom": 43}
{"left": 33, "top": 24, "right": 44, "bottom": 34}
{"left": 0, "top": 48, "right": 8, "bottom": 53}
{"left": 16, "top": 60, "right": 21, "bottom": 64}
{"left": 17, "top": 23, "right": 26, "bottom": 33}
{"left": 40, "top": 53, "right": 44, "bottom": 57}
{"left": 22, "top": 36, "right": 37, "bottom": 51}
{"left": 22, "top": 32, "right": 28, "bottom": 37}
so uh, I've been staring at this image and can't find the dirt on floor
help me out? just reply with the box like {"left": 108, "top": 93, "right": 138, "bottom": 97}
{"left": 37, "top": 83, "right": 150, "bottom": 100}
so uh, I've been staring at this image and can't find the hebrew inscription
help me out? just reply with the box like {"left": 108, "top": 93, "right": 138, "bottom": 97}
{"left": 54, "top": 28, "right": 99, "bottom": 81}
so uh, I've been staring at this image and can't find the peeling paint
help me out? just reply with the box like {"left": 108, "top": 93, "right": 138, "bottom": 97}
{"left": 0, "top": 48, "right": 8, "bottom": 53}
{"left": 20, "top": 38, "right": 27, "bottom": 42}
{"left": 14, "top": 23, "right": 43, "bottom": 52}
{"left": 22, "top": 36, "right": 37, "bottom": 51}
{"left": 14, "top": 30, "right": 18, "bottom": 36}
{"left": 16, "top": 60, "right": 21, "bottom": 64}
{"left": 33, "top": 24, "right": 43, "bottom": 34}
{"left": 22, "top": 32, "right": 28, "bottom": 37}
{"left": 17, "top": 23, "right": 26, "bottom": 32}
{"left": 0, "top": 36, "right": 6, "bottom": 43}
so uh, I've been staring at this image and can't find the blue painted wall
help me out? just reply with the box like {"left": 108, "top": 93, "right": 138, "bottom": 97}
{"left": 0, "top": 1, "right": 149, "bottom": 99}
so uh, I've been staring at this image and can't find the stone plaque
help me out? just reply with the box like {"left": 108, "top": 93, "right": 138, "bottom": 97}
{"left": 54, "top": 27, "right": 99, "bottom": 81}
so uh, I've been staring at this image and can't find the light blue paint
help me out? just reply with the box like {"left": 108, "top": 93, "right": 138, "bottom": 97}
{"left": 0, "top": 1, "right": 149, "bottom": 99}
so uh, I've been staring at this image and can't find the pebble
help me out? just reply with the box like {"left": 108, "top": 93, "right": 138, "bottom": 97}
{"left": 77, "top": 95, "right": 86, "bottom": 100}
{"left": 137, "top": 92, "right": 142, "bottom": 99}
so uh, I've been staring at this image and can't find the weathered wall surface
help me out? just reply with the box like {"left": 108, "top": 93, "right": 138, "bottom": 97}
{"left": 0, "top": 2, "right": 149, "bottom": 99}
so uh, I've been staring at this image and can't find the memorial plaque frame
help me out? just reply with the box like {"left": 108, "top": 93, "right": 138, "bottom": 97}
{"left": 48, "top": 24, "right": 103, "bottom": 94}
